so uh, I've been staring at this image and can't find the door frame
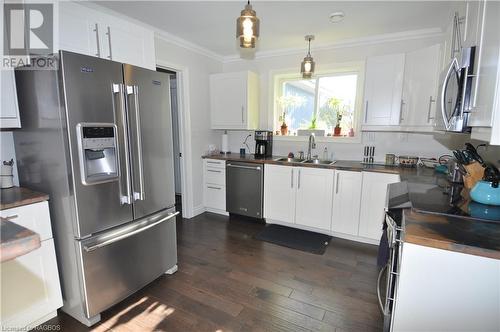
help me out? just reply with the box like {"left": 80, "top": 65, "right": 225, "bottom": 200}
{"left": 156, "top": 60, "right": 194, "bottom": 218}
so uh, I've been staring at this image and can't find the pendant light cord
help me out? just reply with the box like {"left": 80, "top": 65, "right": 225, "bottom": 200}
{"left": 307, "top": 38, "right": 311, "bottom": 56}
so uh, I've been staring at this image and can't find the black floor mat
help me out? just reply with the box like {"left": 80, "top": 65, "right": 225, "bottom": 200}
{"left": 255, "top": 224, "right": 332, "bottom": 255}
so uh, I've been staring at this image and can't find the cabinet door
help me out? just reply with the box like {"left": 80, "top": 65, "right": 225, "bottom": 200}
{"left": 401, "top": 44, "right": 441, "bottom": 127}
{"left": 210, "top": 72, "right": 247, "bottom": 129}
{"left": 463, "top": 1, "right": 484, "bottom": 48}
{"left": 59, "top": 2, "right": 100, "bottom": 57}
{"left": 0, "top": 239, "right": 62, "bottom": 329}
{"left": 363, "top": 53, "right": 405, "bottom": 126}
{"left": 102, "top": 18, "right": 156, "bottom": 70}
{"left": 469, "top": 0, "right": 499, "bottom": 128}
{"left": 0, "top": 69, "right": 21, "bottom": 128}
{"left": 264, "top": 165, "right": 295, "bottom": 223}
{"left": 331, "top": 170, "right": 362, "bottom": 236}
{"left": 295, "top": 167, "right": 334, "bottom": 231}
{"left": 358, "top": 172, "right": 400, "bottom": 240}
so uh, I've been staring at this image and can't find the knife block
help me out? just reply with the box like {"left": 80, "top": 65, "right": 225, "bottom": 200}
{"left": 463, "top": 162, "right": 485, "bottom": 190}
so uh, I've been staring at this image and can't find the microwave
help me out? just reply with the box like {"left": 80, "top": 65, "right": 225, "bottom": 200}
{"left": 435, "top": 46, "right": 476, "bottom": 132}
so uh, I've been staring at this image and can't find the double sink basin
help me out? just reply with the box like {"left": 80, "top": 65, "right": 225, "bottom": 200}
{"left": 273, "top": 157, "right": 337, "bottom": 165}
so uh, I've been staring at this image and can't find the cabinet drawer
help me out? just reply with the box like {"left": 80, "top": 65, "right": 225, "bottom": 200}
{"left": 0, "top": 201, "right": 52, "bottom": 241}
{"left": 204, "top": 184, "right": 226, "bottom": 211}
{"left": 205, "top": 167, "right": 225, "bottom": 185}
{"left": 204, "top": 159, "right": 226, "bottom": 169}
{"left": 0, "top": 239, "right": 62, "bottom": 329}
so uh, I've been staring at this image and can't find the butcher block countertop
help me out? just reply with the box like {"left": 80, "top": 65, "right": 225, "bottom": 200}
{"left": 0, "top": 217, "right": 41, "bottom": 262}
{"left": 403, "top": 209, "right": 500, "bottom": 260}
{"left": 0, "top": 187, "right": 49, "bottom": 211}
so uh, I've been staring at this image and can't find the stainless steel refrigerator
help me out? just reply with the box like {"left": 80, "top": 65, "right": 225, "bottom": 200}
{"left": 13, "top": 51, "right": 178, "bottom": 326}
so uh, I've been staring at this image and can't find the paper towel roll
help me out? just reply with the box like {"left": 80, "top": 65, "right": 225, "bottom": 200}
{"left": 221, "top": 131, "right": 229, "bottom": 154}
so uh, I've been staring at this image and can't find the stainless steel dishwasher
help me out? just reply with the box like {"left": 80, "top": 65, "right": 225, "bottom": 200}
{"left": 226, "top": 162, "right": 264, "bottom": 218}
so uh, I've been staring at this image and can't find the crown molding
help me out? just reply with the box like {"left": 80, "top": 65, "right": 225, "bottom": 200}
{"left": 155, "top": 31, "right": 224, "bottom": 63}
{"left": 222, "top": 27, "right": 445, "bottom": 63}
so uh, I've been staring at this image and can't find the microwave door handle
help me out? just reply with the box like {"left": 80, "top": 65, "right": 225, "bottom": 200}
{"left": 440, "top": 58, "right": 459, "bottom": 130}
{"left": 458, "top": 67, "right": 469, "bottom": 119}
{"left": 377, "top": 264, "right": 388, "bottom": 315}
{"left": 127, "top": 85, "right": 145, "bottom": 201}
{"left": 113, "top": 83, "right": 132, "bottom": 205}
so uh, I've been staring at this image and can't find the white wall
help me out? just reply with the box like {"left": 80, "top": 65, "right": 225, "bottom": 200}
{"left": 0, "top": 132, "right": 19, "bottom": 186}
{"left": 155, "top": 36, "right": 222, "bottom": 215}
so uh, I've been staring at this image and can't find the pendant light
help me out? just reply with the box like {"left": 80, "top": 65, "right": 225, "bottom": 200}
{"left": 301, "top": 35, "right": 315, "bottom": 78}
{"left": 236, "top": 0, "right": 260, "bottom": 48}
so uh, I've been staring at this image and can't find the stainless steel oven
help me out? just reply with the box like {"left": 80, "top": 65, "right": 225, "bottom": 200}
{"left": 378, "top": 211, "right": 404, "bottom": 332}
{"left": 435, "top": 46, "right": 476, "bottom": 132}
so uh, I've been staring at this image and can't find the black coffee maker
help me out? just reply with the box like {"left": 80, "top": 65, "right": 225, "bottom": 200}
{"left": 254, "top": 131, "right": 273, "bottom": 158}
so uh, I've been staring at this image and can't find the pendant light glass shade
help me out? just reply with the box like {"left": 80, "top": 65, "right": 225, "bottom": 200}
{"left": 236, "top": 1, "right": 260, "bottom": 48}
{"left": 301, "top": 35, "right": 315, "bottom": 78}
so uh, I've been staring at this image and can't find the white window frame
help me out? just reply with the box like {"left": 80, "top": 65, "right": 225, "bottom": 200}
{"left": 270, "top": 61, "right": 365, "bottom": 143}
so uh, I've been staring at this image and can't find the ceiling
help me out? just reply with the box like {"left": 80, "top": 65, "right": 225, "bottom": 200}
{"left": 95, "top": 1, "right": 460, "bottom": 58}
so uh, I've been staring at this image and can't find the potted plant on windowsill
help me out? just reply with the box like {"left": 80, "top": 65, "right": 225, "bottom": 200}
{"left": 277, "top": 95, "right": 305, "bottom": 136}
{"left": 334, "top": 112, "right": 342, "bottom": 136}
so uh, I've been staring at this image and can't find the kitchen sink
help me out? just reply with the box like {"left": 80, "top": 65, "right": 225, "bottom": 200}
{"left": 303, "top": 159, "right": 337, "bottom": 165}
{"left": 273, "top": 157, "right": 306, "bottom": 163}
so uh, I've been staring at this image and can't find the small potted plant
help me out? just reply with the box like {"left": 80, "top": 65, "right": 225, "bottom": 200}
{"left": 277, "top": 95, "right": 305, "bottom": 136}
{"left": 334, "top": 112, "right": 342, "bottom": 136}
{"left": 279, "top": 111, "right": 288, "bottom": 136}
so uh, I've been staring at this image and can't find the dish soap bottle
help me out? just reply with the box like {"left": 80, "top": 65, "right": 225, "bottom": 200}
{"left": 323, "top": 147, "right": 328, "bottom": 161}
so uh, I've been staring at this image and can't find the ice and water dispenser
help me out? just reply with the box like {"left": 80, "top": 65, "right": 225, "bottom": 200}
{"left": 76, "top": 123, "right": 119, "bottom": 185}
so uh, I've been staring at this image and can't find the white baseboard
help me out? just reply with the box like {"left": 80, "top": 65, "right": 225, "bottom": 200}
{"left": 192, "top": 205, "right": 206, "bottom": 217}
{"left": 205, "top": 207, "right": 229, "bottom": 216}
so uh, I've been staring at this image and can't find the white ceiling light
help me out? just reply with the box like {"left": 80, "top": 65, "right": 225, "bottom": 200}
{"left": 329, "top": 11, "right": 345, "bottom": 23}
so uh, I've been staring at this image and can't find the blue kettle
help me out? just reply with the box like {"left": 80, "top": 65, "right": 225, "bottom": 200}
{"left": 470, "top": 164, "right": 500, "bottom": 206}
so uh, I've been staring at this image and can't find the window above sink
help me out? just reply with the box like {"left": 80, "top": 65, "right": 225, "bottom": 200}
{"left": 271, "top": 61, "right": 365, "bottom": 143}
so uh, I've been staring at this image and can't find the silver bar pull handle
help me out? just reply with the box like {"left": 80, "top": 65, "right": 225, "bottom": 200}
{"left": 241, "top": 106, "right": 244, "bottom": 123}
{"left": 427, "top": 96, "right": 436, "bottom": 122}
{"left": 83, "top": 212, "right": 179, "bottom": 252}
{"left": 335, "top": 172, "right": 340, "bottom": 194}
{"left": 291, "top": 169, "right": 293, "bottom": 188}
{"left": 207, "top": 186, "right": 221, "bottom": 190}
{"left": 227, "top": 164, "right": 261, "bottom": 171}
{"left": 399, "top": 99, "right": 405, "bottom": 123}
{"left": 93, "top": 23, "right": 100, "bottom": 57}
{"left": 298, "top": 169, "right": 301, "bottom": 189}
{"left": 106, "top": 26, "right": 112, "bottom": 59}
{"left": 127, "top": 85, "right": 145, "bottom": 201}
{"left": 364, "top": 100, "right": 369, "bottom": 123}
{"left": 207, "top": 169, "right": 222, "bottom": 173}
{"left": 113, "top": 83, "right": 132, "bottom": 205}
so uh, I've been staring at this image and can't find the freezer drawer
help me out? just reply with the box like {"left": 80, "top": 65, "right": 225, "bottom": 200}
{"left": 79, "top": 208, "right": 178, "bottom": 318}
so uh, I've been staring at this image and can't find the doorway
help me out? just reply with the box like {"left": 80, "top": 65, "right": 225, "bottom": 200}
{"left": 157, "top": 67, "right": 182, "bottom": 214}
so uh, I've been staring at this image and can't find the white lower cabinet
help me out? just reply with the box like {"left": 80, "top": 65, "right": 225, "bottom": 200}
{"left": 264, "top": 165, "right": 334, "bottom": 232}
{"left": 294, "top": 167, "right": 334, "bottom": 231}
{"left": 331, "top": 170, "right": 363, "bottom": 236}
{"left": 263, "top": 165, "right": 296, "bottom": 222}
{"left": 203, "top": 159, "right": 227, "bottom": 214}
{"left": 0, "top": 201, "right": 62, "bottom": 329}
{"left": 358, "top": 172, "right": 400, "bottom": 240}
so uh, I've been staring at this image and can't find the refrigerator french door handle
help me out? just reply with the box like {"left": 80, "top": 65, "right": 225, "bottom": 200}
{"left": 113, "top": 83, "right": 132, "bottom": 205}
{"left": 83, "top": 211, "right": 179, "bottom": 252}
{"left": 127, "top": 85, "right": 145, "bottom": 201}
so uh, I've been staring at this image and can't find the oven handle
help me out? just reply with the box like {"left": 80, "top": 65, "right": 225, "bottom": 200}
{"left": 377, "top": 264, "right": 388, "bottom": 315}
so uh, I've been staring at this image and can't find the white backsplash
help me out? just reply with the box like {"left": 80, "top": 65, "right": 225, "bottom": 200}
{"left": 0, "top": 131, "right": 19, "bottom": 186}
{"left": 217, "top": 130, "right": 474, "bottom": 162}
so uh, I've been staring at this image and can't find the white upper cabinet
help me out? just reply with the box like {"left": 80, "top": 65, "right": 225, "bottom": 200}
{"left": 331, "top": 170, "right": 362, "bottom": 237}
{"left": 400, "top": 44, "right": 442, "bottom": 129}
{"left": 59, "top": 2, "right": 156, "bottom": 70}
{"left": 363, "top": 53, "right": 405, "bottom": 127}
{"left": 294, "top": 167, "right": 334, "bottom": 231}
{"left": 1, "top": 69, "right": 21, "bottom": 128}
{"left": 358, "top": 172, "right": 400, "bottom": 241}
{"left": 469, "top": 0, "right": 500, "bottom": 145}
{"left": 210, "top": 71, "right": 259, "bottom": 130}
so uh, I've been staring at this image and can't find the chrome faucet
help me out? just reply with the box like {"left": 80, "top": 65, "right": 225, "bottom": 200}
{"left": 307, "top": 134, "right": 316, "bottom": 160}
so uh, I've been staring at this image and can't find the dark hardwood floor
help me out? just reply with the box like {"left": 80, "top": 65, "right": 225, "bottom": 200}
{"left": 41, "top": 210, "right": 383, "bottom": 332}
